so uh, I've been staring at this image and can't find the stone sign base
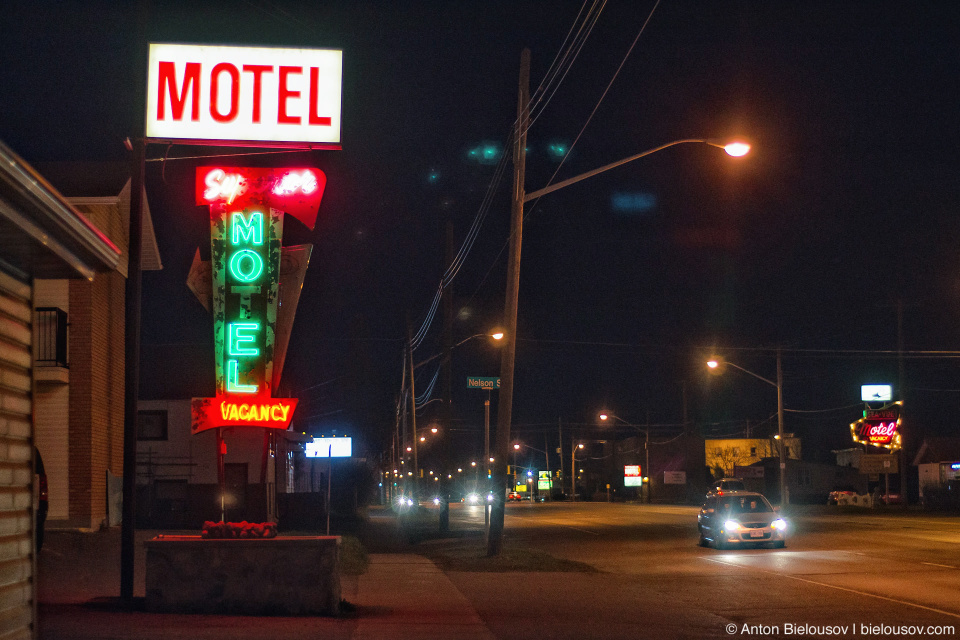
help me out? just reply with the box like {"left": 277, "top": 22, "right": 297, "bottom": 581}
{"left": 145, "top": 535, "right": 341, "bottom": 615}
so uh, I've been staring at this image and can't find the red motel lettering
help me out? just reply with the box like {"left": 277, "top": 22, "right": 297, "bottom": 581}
{"left": 155, "top": 61, "right": 333, "bottom": 127}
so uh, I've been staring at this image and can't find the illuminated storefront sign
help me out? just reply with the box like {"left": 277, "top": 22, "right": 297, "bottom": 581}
{"left": 146, "top": 43, "right": 342, "bottom": 147}
{"left": 192, "top": 166, "right": 325, "bottom": 434}
{"left": 861, "top": 384, "right": 892, "bottom": 402}
{"left": 305, "top": 437, "right": 353, "bottom": 458}
{"left": 624, "top": 465, "right": 642, "bottom": 487}
{"left": 850, "top": 404, "right": 902, "bottom": 450}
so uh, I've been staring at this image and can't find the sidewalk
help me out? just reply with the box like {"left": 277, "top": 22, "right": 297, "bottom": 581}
{"left": 37, "top": 525, "right": 496, "bottom": 640}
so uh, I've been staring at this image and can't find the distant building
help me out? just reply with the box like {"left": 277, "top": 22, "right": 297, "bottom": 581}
{"left": 32, "top": 163, "right": 162, "bottom": 530}
{"left": 704, "top": 436, "right": 801, "bottom": 478}
{"left": 136, "top": 398, "right": 341, "bottom": 529}
{"left": 912, "top": 437, "right": 960, "bottom": 501}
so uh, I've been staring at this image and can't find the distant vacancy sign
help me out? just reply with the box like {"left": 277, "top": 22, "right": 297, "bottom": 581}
{"left": 146, "top": 43, "right": 342, "bottom": 147}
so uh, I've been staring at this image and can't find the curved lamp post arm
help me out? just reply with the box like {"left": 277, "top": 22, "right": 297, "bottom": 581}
{"left": 415, "top": 332, "right": 502, "bottom": 370}
{"left": 524, "top": 138, "right": 733, "bottom": 202}
{"left": 724, "top": 361, "right": 776, "bottom": 388}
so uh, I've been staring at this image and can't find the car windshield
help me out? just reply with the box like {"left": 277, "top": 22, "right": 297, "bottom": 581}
{"left": 719, "top": 495, "right": 773, "bottom": 514}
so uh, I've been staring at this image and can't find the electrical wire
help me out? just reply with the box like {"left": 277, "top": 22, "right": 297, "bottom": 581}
{"left": 462, "top": 0, "right": 661, "bottom": 312}
{"left": 411, "top": 1, "right": 611, "bottom": 351}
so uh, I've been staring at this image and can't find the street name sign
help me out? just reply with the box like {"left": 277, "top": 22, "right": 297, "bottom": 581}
{"left": 467, "top": 376, "right": 500, "bottom": 390}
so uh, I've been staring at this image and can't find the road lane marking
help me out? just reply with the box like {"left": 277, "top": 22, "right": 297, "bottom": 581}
{"left": 703, "top": 557, "right": 960, "bottom": 620}
{"left": 922, "top": 562, "right": 957, "bottom": 569}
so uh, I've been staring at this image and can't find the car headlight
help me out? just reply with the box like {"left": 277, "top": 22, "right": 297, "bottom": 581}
{"left": 406, "top": 498, "right": 414, "bottom": 506}
{"left": 724, "top": 520, "right": 741, "bottom": 531}
{"left": 433, "top": 497, "right": 441, "bottom": 506}
{"left": 487, "top": 493, "right": 494, "bottom": 502}
{"left": 467, "top": 493, "right": 479, "bottom": 504}
{"left": 771, "top": 518, "right": 787, "bottom": 531}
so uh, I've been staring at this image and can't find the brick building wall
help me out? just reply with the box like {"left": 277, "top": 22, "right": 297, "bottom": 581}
{"left": 68, "top": 271, "right": 125, "bottom": 528}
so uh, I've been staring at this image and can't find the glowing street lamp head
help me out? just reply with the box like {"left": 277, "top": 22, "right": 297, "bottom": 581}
{"left": 723, "top": 142, "right": 751, "bottom": 157}
{"left": 599, "top": 413, "right": 609, "bottom": 421}
{"left": 707, "top": 359, "right": 720, "bottom": 369}
{"left": 491, "top": 331, "right": 504, "bottom": 340}
{"left": 514, "top": 443, "right": 521, "bottom": 450}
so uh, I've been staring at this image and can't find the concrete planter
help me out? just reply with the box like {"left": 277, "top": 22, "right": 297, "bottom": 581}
{"left": 145, "top": 535, "right": 341, "bottom": 615}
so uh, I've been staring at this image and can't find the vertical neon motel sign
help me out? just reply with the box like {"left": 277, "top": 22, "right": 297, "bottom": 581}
{"left": 191, "top": 167, "right": 326, "bottom": 434}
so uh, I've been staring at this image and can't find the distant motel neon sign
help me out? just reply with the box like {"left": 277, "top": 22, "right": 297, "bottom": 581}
{"left": 850, "top": 404, "right": 902, "bottom": 450}
{"left": 191, "top": 167, "right": 325, "bottom": 434}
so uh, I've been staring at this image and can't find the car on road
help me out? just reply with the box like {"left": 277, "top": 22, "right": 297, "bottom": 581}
{"left": 707, "top": 478, "right": 745, "bottom": 496}
{"left": 507, "top": 491, "right": 523, "bottom": 501}
{"left": 698, "top": 491, "right": 787, "bottom": 549}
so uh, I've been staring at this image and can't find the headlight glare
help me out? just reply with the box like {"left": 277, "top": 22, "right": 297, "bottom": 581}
{"left": 771, "top": 518, "right": 787, "bottom": 531}
{"left": 724, "top": 520, "right": 741, "bottom": 531}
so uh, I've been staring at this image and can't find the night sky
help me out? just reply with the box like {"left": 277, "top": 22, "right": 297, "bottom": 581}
{"left": 3, "top": 1, "right": 960, "bottom": 469}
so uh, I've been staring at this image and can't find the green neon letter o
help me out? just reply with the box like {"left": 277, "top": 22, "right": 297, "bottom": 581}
{"left": 229, "top": 249, "right": 264, "bottom": 282}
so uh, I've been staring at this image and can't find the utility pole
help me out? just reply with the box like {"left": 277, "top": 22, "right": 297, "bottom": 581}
{"left": 897, "top": 297, "right": 907, "bottom": 509}
{"left": 439, "top": 220, "right": 454, "bottom": 532}
{"left": 487, "top": 48, "right": 530, "bottom": 557}
{"left": 571, "top": 437, "right": 577, "bottom": 502}
{"left": 776, "top": 348, "right": 787, "bottom": 506}
{"left": 558, "top": 416, "right": 564, "bottom": 497}
{"left": 645, "top": 412, "right": 650, "bottom": 504}
{"left": 406, "top": 320, "right": 420, "bottom": 500}
{"left": 484, "top": 391, "right": 490, "bottom": 526}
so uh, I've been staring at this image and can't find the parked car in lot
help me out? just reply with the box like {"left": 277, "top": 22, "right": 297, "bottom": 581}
{"left": 827, "top": 486, "right": 857, "bottom": 505}
{"left": 698, "top": 491, "right": 787, "bottom": 549}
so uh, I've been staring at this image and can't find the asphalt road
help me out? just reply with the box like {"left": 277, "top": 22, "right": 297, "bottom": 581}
{"left": 444, "top": 501, "right": 960, "bottom": 639}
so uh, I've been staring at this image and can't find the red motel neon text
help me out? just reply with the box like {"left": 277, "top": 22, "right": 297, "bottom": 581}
{"left": 157, "top": 62, "right": 332, "bottom": 126}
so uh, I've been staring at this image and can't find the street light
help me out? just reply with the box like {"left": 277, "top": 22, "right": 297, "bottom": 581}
{"left": 414, "top": 329, "right": 505, "bottom": 370}
{"left": 523, "top": 138, "right": 751, "bottom": 202}
{"left": 707, "top": 352, "right": 787, "bottom": 505}
{"left": 486, "top": 49, "right": 753, "bottom": 559}
{"left": 514, "top": 441, "right": 552, "bottom": 500}
{"left": 599, "top": 412, "right": 650, "bottom": 503}
{"left": 570, "top": 442, "right": 585, "bottom": 501}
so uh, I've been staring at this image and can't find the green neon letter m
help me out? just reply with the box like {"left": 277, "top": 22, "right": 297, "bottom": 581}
{"left": 231, "top": 211, "right": 263, "bottom": 246}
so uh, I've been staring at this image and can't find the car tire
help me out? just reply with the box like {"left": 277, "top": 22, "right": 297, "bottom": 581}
{"left": 715, "top": 537, "right": 727, "bottom": 550}
{"left": 698, "top": 533, "right": 708, "bottom": 547}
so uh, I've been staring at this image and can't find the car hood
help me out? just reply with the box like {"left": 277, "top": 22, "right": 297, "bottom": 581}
{"left": 729, "top": 512, "right": 780, "bottom": 526}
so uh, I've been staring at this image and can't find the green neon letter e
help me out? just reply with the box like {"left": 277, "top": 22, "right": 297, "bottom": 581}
{"left": 228, "top": 322, "right": 260, "bottom": 356}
